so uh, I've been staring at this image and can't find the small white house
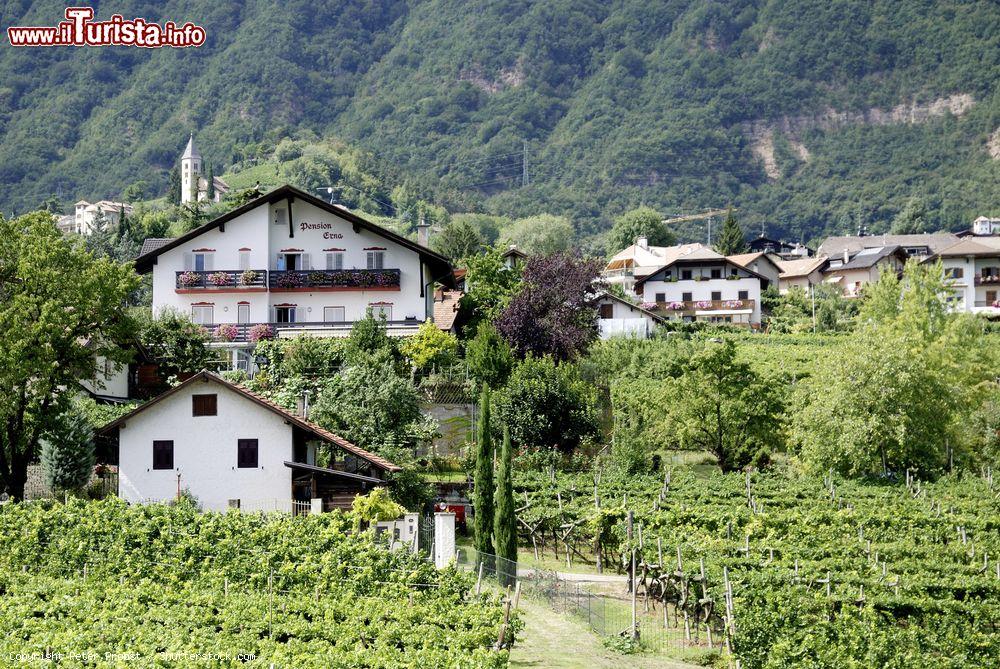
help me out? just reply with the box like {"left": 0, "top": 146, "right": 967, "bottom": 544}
{"left": 923, "top": 237, "right": 1000, "bottom": 316}
{"left": 595, "top": 292, "right": 665, "bottom": 339}
{"left": 98, "top": 371, "right": 400, "bottom": 512}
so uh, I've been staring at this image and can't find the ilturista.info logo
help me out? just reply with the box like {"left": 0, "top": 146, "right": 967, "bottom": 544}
{"left": 7, "top": 7, "right": 206, "bottom": 48}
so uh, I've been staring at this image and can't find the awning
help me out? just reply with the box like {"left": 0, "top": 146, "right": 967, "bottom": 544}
{"left": 283, "top": 461, "right": 384, "bottom": 484}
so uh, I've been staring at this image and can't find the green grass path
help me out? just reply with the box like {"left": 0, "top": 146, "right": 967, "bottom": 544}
{"left": 510, "top": 597, "right": 703, "bottom": 669}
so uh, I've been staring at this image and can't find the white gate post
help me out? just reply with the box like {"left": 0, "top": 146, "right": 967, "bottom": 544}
{"left": 434, "top": 512, "right": 456, "bottom": 569}
{"left": 310, "top": 498, "right": 323, "bottom": 515}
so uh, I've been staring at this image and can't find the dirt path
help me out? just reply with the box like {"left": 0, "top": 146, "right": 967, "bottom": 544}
{"left": 510, "top": 598, "right": 702, "bottom": 669}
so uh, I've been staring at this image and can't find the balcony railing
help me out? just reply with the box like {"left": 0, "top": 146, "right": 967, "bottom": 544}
{"left": 653, "top": 299, "right": 755, "bottom": 312}
{"left": 203, "top": 320, "right": 421, "bottom": 343}
{"left": 269, "top": 268, "right": 401, "bottom": 290}
{"left": 176, "top": 269, "right": 267, "bottom": 290}
{"left": 974, "top": 275, "right": 1000, "bottom": 286}
{"left": 974, "top": 301, "right": 1000, "bottom": 309}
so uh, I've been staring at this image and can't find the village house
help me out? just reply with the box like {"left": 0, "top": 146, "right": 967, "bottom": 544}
{"left": 775, "top": 256, "right": 830, "bottom": 294}
{"left": 135, "top": 184, "right": 455, "bottom": 371}
{"left": 728, "top": 251, "right": 783, "bottom": 288}
{"left": 748, "top": 234, "right": 813, "bottom": 259}
{"left": 822, "top": 246, "right": 908, "bottom": 297}
{"left": 57, "top": 200, "right": 133, "bottom": 236}
{"left": 98, "top": 371, "right": 400, "bottom": 512}
{"left": 594, "top": 291, "right": 666, "bottom": 339}
{"left": 632, "top": 247, "right": 767, "bottom": 327}
{"left": 923, "top": 237, "right": 1000, "bottom": 317}
{"left": 603, "top": 238, "right": 712, "bottom": 293}
{"left": 817, "top": 232, "right": 959, "bottom": 262}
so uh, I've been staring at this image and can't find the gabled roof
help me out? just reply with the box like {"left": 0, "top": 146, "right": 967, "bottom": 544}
{"left": 818, "top": 233, "right": 958, "bottom": 257}
{"left": 776, "top": 256, "right": 829, "bottom": 278}
{"left": 98, "top": 371, "right": 401, "bottom": 473}
{"left": 432, "top": 289, "right": 463, "bottom": 332}
{"left": 140, "top": 238, "right": 173, "bottom": 256}
{"left": 134, "top": 185, "right": 454, "bottom": 285}
{"left": 634, "top": 249, "right": 767, "bottom": 288}
{"left": 605, "top": 242, "right": 714, "bottom": 276}
{"left": 727, "top": 251, "right": 783, "bottom": 276}
{"left": 502, "top": 246, "right": 528, "bottom": 260}
{"left": 595, "top": 292, "right": 666, "bottom": 323}
{"left": 923, "top": 237, "right": 1000, "bottom": 261}
{"left": 826, "top": 245, "right": 907, "bottom": 271}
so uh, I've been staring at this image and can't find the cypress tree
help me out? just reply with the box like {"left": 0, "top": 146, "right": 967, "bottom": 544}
{"left": 167, "top": 166, "right": 181, "bottom": 205}
{"left": 206, "top": 163, "right": 216, "bottom": 200}
{"left": 473, "top": 387, "right": 495, "bottom": 570}
{"left": 715, "top": 209, "right": 748, "bottom": 255}
{"left": 493, "top": 424, "right": 517, "bottom": 586}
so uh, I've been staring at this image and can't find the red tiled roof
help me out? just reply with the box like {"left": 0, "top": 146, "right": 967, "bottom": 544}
{"left": 99, "top": 371, "right": 401, "bottom": 473}
{"left": 433, "top": 289, "right": 462, "bottom": 332}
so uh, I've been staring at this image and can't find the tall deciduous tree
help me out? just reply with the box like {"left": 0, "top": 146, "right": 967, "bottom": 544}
{"left": 714, "top": 209, "right": 748, "bottom": 255}
{"left": 606, "top": 207, "right": 674, "bottom": 254}
{"left": 460, "top": 246, "right": 523, "bottom": 328}
{"left": 493, "top": 425, "right": 517, "bottom": 586}
{"left": 669, "top": 341, "right": 783, "bottom": 472}
{"left": 497, "top": 252, "right": 604, "bottom": 361}
{"left": 502, "top": 214, "right": 574, "bottom": 256}
{"left": 473, "top": 387, "right": 495, "bottom": 568}
{"left": 0, "top": 212, "right": 138, "bottom": 499}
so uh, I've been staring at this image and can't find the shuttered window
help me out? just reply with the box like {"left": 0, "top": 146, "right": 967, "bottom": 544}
{"left": 237, "top": 439, "right": 258, "bottom": 469}
{"left": 192, "top": 394, "right": 217, "bottom": 416}
{"left": 599, "top": 303, "right": 614, "bottom": 319}
{"left": 152, "top": 441, "right": 174, "bottom": 470}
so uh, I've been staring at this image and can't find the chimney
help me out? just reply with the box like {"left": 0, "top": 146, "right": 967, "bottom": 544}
{"left": 636, "top": 235, "right": 648, "bottom": 250}
{"left": 843, "top": 249, "right": 850, "bottom": 264}
{"left": 417, "top": 216, "right": 430, "bottom": 247}
{"left": 296, "top": 391, "right": 310, "bottom": 420}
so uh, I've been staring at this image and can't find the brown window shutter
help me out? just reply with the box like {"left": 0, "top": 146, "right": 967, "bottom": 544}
{"left": 237, "top": 439, "right": 258, "bottom": 468}
{"left": 153, "top": 440, "right": 174, "bottom": 470}
{"left": 192, "top": 394, "right": 218, "bottom": 416}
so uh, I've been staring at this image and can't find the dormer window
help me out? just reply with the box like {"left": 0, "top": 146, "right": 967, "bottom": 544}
{"left": 681, "top": 269, "right": 692, "bottom": 280}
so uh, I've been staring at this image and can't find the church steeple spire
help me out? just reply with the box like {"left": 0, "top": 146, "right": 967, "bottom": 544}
{"left": 181, "top": 133, "right": 201, "bottom": 161}
{"left": 180, "top": 133, "right": 202, "bottom": 203}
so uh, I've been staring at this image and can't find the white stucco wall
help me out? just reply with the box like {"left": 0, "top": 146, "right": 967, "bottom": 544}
{"left": 150, "top": 197, "right": 429, "bottom": 326}
{"left": 638, "top": 277, "right": 762, "bottom": 323}
{"left": 596, "top": 297, "right": 658, "bottom": 338}
{"left": 117, "top": 381, "right": 293, "bottom": 511}
{"left": 80, "top": 355, "right": 129, "bottom": 401}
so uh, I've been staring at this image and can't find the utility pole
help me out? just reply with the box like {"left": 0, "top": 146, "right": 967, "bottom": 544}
{"left": 522, "top": 140, "right": 529, "bottom": 187}
{"left": 811, "top": 284, "right": 817, "bottom": 333}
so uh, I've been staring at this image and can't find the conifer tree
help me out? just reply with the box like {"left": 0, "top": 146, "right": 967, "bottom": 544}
{"left": 206, "top": 163, "right": 216, "bottom": 200}
{"left": 493, "top": 424, "right": 517, "bottom": 586}
{"left": 40, "top": 403, "right": 95, "bottom": 494}
{"left": 473, "top": 387, "right": 495, "bottom": 570}
{"left": 714, "top": 209, "right": 748, "bottom": 255}
{"left": 167, "top": 166, "right": 181, "bottom": 205}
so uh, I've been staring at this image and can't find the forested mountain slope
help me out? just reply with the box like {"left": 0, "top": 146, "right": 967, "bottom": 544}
{"left": 1, "top": 0, "right": 997, "bottom": 245}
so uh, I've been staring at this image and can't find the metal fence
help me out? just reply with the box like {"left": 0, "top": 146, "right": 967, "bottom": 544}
{"left": 455, "top": 545, "right": 721, "bottom": 657}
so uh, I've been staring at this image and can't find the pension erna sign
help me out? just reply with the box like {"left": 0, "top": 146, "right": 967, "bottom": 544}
{"left": 300, "top": 221, "right": 344, "bottom": 239}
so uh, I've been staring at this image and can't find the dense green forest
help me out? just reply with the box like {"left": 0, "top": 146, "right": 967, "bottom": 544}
{"left": 1, "top": 0, "right": 997, "bottom": 246}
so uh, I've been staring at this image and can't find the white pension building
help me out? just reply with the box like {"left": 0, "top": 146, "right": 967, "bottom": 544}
{"left": 136, "top": 185, "right": 454, "bottom": 368}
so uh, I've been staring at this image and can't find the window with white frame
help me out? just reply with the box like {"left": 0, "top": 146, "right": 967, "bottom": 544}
{"left": 237, "top": 304, "right": 250, "bottom": 324}
{"left": 191, "top": 305, "right": 214, "bottom": 324}
{"left": 275, "top": 306, "right": 296, "bottom": 323}
{"left": 368, "top": 304, "right": 392, "bottom": 320}
{"left": 323, "top": 306, "right": 345, "bottom": 322}
{"left": 192, "top": 252, "right": 213, "bottom": 271}
{"left": 366, "top": 251, "right": 385, "bottom": 270}
{"left": 239, "top": 250, "right": 251, "bottom": 270}
{"left": 326, "top": 252, "right": 344, "bottom": 270}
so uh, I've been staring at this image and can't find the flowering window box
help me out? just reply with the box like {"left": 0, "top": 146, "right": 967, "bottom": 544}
{"left": 207, "top": 272, "right": 231, "bottom": 287}
{"left": 248, "top": 324, "right": 275, "bottom": 343}
{"left": 178, "top": 271, "right": 201, "bottom": 288}
{"left": 214, "top": 324, "right": 239, "bottom": 342}
{"left": 668, "top": 301, "right": 686, "bottom": 311}
{"left": 723, "top": 300, "right": 744, "bottom": 309}
{"left": 696, "top": 300, "right": 713, "bottom": 309}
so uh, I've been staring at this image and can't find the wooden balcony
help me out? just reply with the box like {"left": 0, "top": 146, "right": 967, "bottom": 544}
{"left": 175, "top": 269, "right": 267, "bottom": 292}
{"left": 204, "top": 319, "right": 420, "bottom": 343}
{"left": 654, "top": 299, "right": 755, "bottom": 313}
{"left": 974, "top": 275, "right": 1000, "bottom": 286}
{"left": 269, "top": 268, "right": 401, "bottom": 291}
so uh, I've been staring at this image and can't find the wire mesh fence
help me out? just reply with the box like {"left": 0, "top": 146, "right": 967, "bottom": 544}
{"left": 455, "top": 545, "right": 723, "bottom": 657}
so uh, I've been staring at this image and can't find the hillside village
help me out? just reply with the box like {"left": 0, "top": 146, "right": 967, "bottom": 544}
{"left": 2, "top": 126, "right": 999, "bottom": 667}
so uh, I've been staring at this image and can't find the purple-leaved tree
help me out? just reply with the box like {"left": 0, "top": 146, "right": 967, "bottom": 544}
{"left": 496, "top": 252, "right": 604, "bottom": 360}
